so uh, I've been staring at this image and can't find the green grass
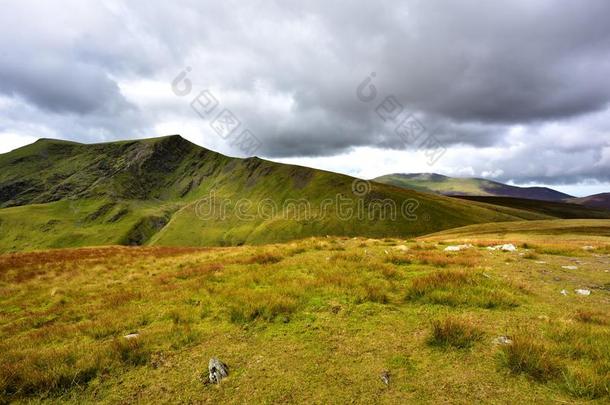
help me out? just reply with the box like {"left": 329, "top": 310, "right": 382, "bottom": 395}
{"left": 0, "top": 235, "right": 608, "bottom": 403}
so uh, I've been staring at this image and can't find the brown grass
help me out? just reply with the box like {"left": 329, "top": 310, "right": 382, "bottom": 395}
{"left": 500, "top": 336, "right": 561, "bottom": 382}
{"left": 574, "top": 309, "right": 607, "bottom": 325}
{"left": 428, "top": 317, "right": 483, "bottom": 348}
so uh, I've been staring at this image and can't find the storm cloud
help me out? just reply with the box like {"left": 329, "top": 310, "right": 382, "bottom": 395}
{"left": 0, "top": 0, "right": 609, "bottom": 189}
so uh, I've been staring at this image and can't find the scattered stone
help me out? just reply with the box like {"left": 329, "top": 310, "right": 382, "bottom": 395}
{"left": 384, "top": 250, "right": 389, "bottom": 255}
{"left": 380, "top": 370, "right": 391, "bottom": 385}
{"left": 562, "top": 265, "right": 578, "bottom": 270}
{"left": 560, "top": 289, "right": 568, "bottom": 296}
{"left": 444, "top": 244, "right": 472, "bottom": 252}
{"left": 494, "top": 336, "right": 513, "bottom": 345}
{"left": 124, "top": 333, "right": 139, "bottom": 340}
{"left": 535, "top": 261, "right": 547, "bottom": 264}
{"left": 575, "top": 289, "right": 591, "bottom": 296}
{"left": 487, "top": 244, "right": 517, "bottom": 252}
{"left": 393, "top": 245, "right": 409, "bottom": 252}
{"left": 208, "top": 357, "right": 229, "bottom": 384}
{"left": 537, "top": 315, "right": 550, "bottom": 321}
{"left": 582, "top": 245, "right": 595, "bottom": 251}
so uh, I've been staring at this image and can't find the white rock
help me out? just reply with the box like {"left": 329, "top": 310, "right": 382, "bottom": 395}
{"left": 535, "top": 261, "right": 547, "bottom": 264}
{"left": 582, "top": 246, "right": 595, "bottom": 250}
{"left": 487, "top": 244, "right": 517, "bottom": 252}
{"left": 575, "top": 289, "right": 591, "bottom": 296}
{"left": 494, "top": 336, "right": 513, "bottom": 345}
{"left": 393, "top": 245, "right": 409, "bottom": 252}
{"left": 124, "top": 333, "right": 139, "bottom": 340}
{"left": 562, "top": 265, "right": 578, "bottom": 270}
{"left": 208, "top": 357, "right": 229, "bottom": 384}
{"left": 560, "top": 289, "right": 568, "bottom": 296}
{"left": 444, "top": 244, "right": 472, "bottom": 252}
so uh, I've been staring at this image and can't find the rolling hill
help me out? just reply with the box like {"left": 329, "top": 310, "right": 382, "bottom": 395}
{"left": 0, "top": 135, "right": 545, "bottom": 252}
{"left": 568, "top": 193, "right": 610, "bottom": 210}
{"left": 373, "top": 173, "right": 573, "bottom": 201}
{"left": 455, "top": 196, "right": 610, "bottom": 219}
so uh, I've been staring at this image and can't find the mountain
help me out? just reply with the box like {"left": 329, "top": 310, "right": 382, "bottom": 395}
{"left": 373, "top": 173, "right": 573, "bottom": 202}
{"left": 455, "top": 196, "right": 610, "bottom": 219}
{"left": 0, "top": 136, "right": 542, "bottom": 252}
{"left": 568, "top": 193, "right": 610, "bottom": 210}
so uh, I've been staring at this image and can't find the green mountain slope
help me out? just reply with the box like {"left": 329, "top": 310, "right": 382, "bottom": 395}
{"left": 374, "top": 173, "right": 573, "bottom": 201}
{"left": 0, "top": 136, "right": 548, "bottom": 252}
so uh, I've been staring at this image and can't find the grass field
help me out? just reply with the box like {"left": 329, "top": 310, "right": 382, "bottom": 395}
{"left": 1, "top": 226, "right": 608, "bottom": 403}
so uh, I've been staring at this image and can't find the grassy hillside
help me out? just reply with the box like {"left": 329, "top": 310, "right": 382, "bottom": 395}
{"left": 1, "top": 236, "right": 608, "bottom": 402}
{"left": 374, "top": 173, "right": 572, "bottom": 202}
{"left": 0, "top": 136, "right": 545, "bottom": 252}
{"left": 455, "top": 196, "right": 610, "bottom": 219}
{"left": 421, "top": 219, "right": 610, "bottom": 244}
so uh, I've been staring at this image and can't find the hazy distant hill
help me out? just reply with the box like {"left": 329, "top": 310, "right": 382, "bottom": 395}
{"left": 373, "top": 173, "right": 573, "bottom": 202}
{"left": 568, "top": 193, "right": 610, "bottom": 210}
{"left": 455, "top": 196, "right": 610, "bottom": 219}
{"left": 0, "top": 136, "right": 540, "bottom": 252}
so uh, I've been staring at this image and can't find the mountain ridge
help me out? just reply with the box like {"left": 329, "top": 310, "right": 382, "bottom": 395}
{"left": 373, "top": 172, "right": 575, "bottom": 201}
{"left": 0, "top": 135, "right": 545, "bottom": 252}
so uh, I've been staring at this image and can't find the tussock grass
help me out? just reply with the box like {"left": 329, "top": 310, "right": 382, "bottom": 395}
{"left": 243, "top": 252, "right": 283, "bottom": 265}
{"left": 227, "top": 290, "right": 299, "bottom": 323}
{"left": 428, "top": 316, "right": 483, "bottom": 349}
{"left": 415, "top": 250, "right": 479, "bottom": 268}
{"left": 0, "top": 337, "right": 151, "bottom": 398}
{"left": 386, "top": 253, "right": 412, "bottom": 265}
{"left": 500, "top": 336, "right": 561, "bottom": 382}
{"left": 500, "top": 324, "right": 610, "bottom": 399}
{"left": 406, "top": 270, "right": 520, "bottom": 308}
{"left": 574, "top": 309, "right": 607, "bottom": 325}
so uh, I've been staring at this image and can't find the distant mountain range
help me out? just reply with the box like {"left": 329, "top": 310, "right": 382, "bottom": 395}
{"left": 373, "top": 173, "right": 610, "bottom": 212}
{"left": 373, "top": 173, "right": 574, "bottom": 202}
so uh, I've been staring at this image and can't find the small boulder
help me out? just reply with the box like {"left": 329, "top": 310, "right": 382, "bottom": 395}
{"left": 393, "top": 245, "right": 409, "bottom": 252}
{"left": 575, "top": 289, "right": 591, "bottom": 296}
{"left": 582, "top": 245, "right": 595, "bottom": 251}
{"left": 560, "top": 289, "right": 568, "bottom": 296}
{"left": 124, "top": 333, "right": 139, "bottom": 340}
{"left": 208, "top": 357, "right": 229, "bottom": 384}
{"left": 562, "top": 265, "right": 578, "bottom": 270}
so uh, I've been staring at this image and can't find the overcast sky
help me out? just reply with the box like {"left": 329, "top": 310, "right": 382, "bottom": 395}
{"left": 1, "top": 0, "right": 609, "bottom": 196}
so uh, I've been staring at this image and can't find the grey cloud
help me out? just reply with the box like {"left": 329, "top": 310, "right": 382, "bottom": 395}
{"left": 0, "top": 0, "right": 609, "bottom": 186}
